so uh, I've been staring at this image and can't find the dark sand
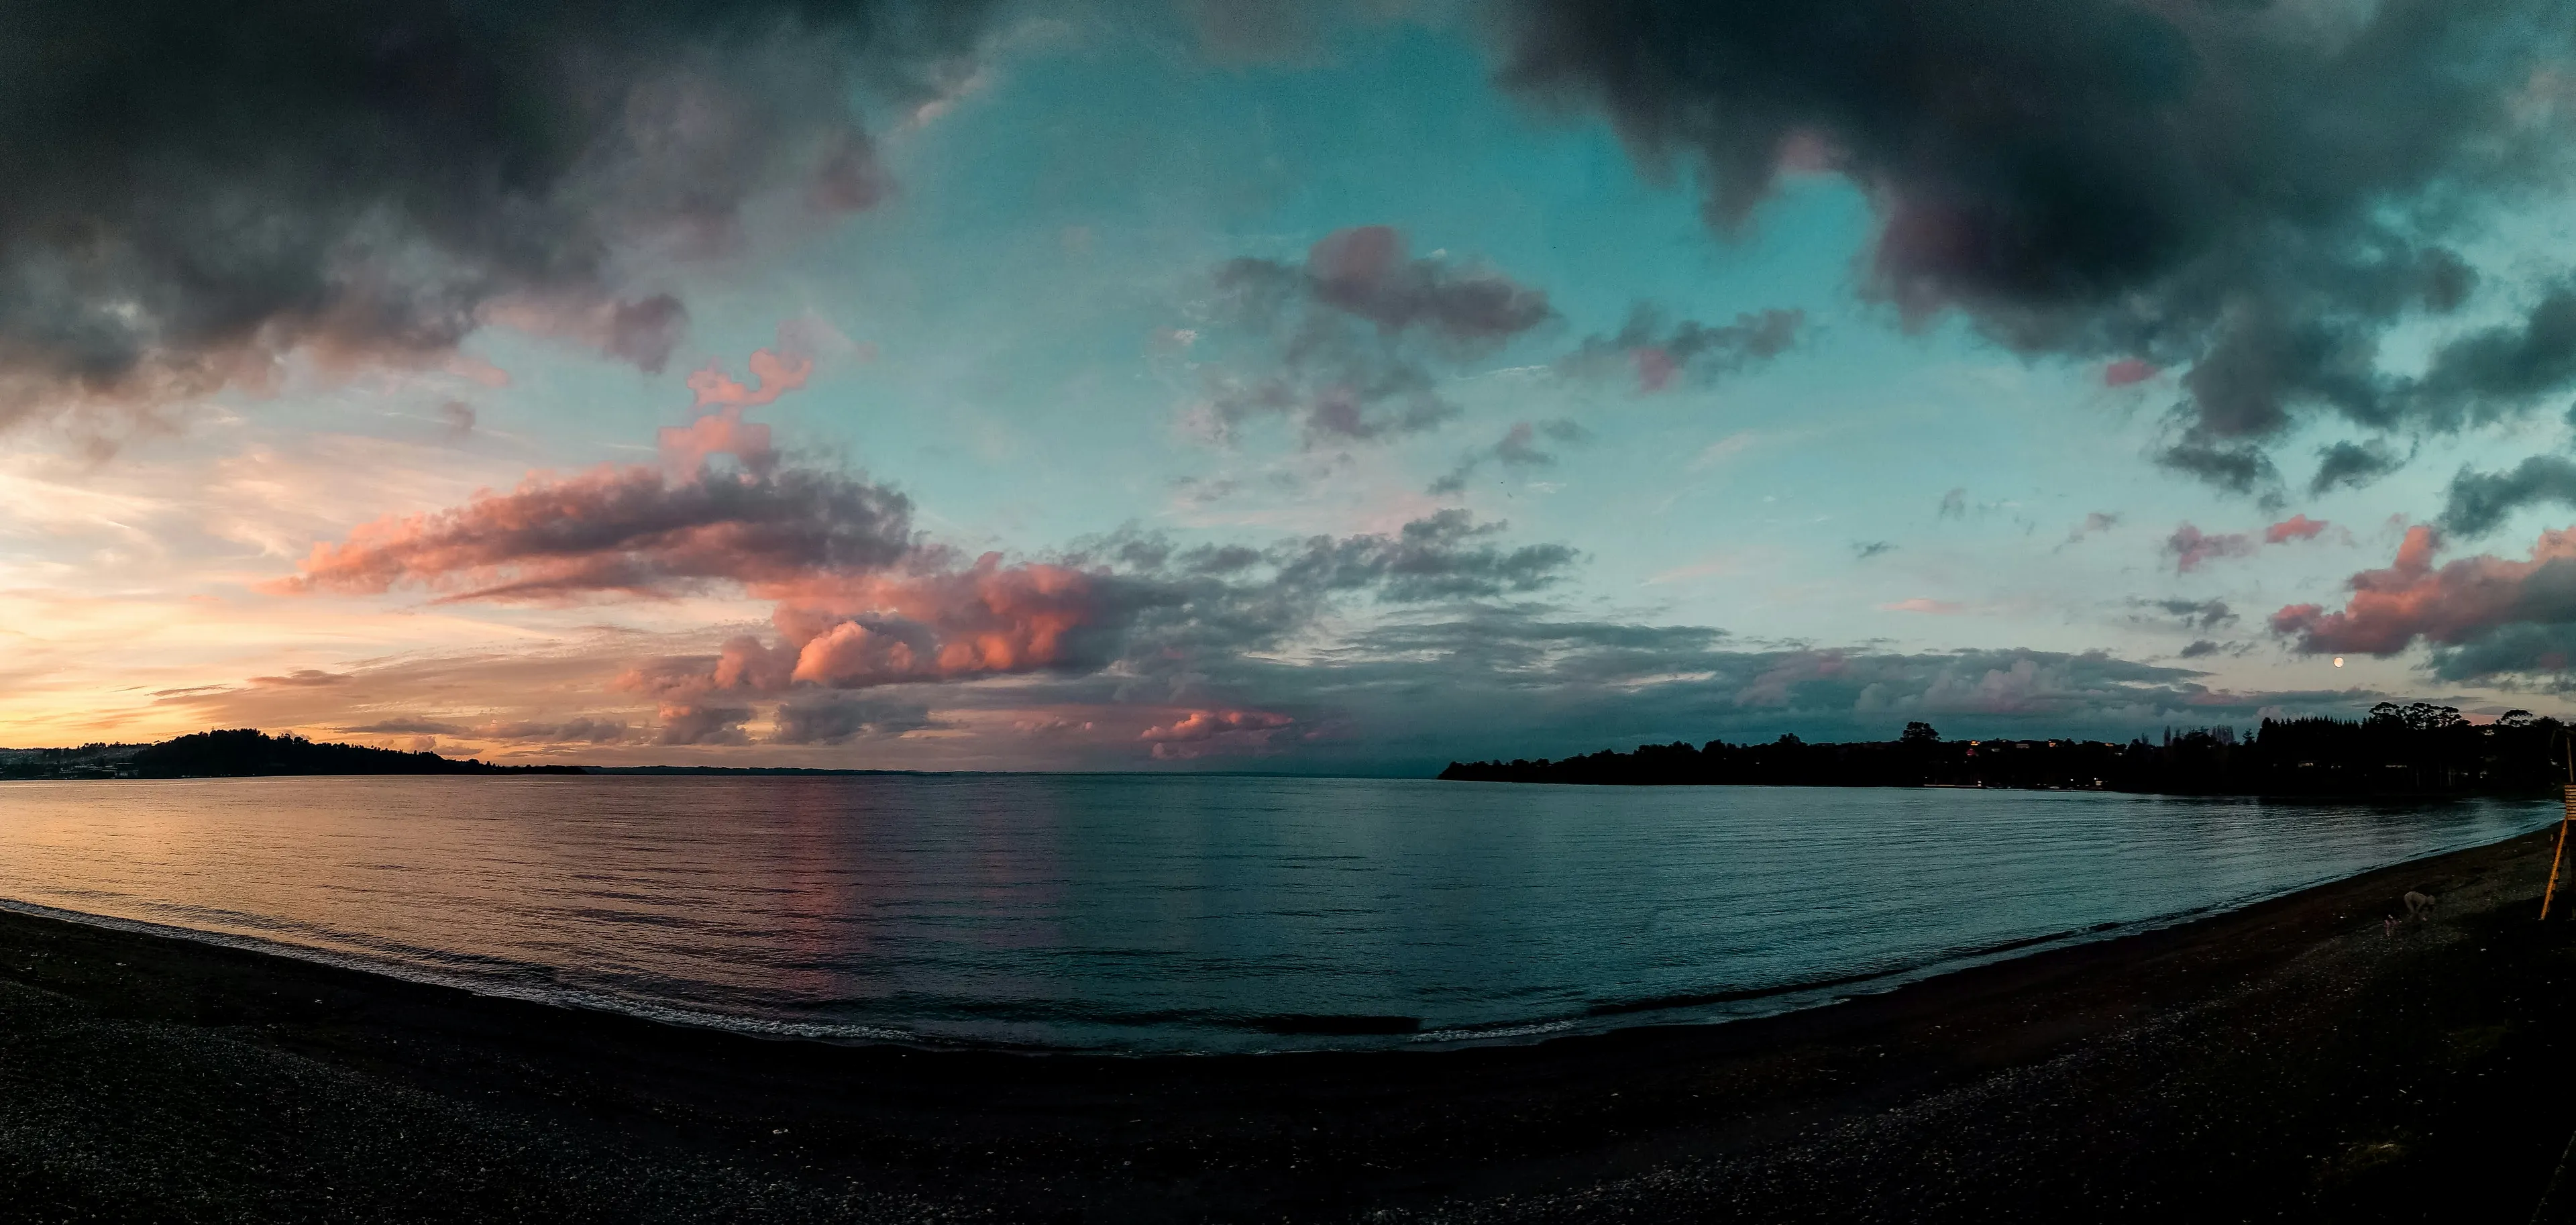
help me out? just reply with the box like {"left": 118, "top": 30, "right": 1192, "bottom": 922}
{"left": 5, "top": 827, "right": 2576, "bottom": 1223}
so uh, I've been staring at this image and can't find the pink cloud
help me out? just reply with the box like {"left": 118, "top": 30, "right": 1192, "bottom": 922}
{"left": 658, "top": 406, "right": 775, "bottom": 477}
{"left": 613, "top": 556, "right": 1171, "bottom": 743}
{"left": 273, "top": 339, "right": 915, "bottom": 603}
{"left": 1139, "top": 708, "right": 1297, "bottom": 759}
{"left": 2271, "top": 524, "right": 2575, "bottom": 655}
{"left": 267, "top": 465, "right": 915, "bottom": 602}
{"left": 765, "top": 557, "right": 1104, "bottom": 689}
{"left": 600, "top": 555, "right": 1120, "bottom": 747}
{"left": 267, "top": 335, "right": 1547, "bottom": 749}
{"left": 685, "top": 347, "right": 813, "bottom": 411}
{"left": 1141, "top": 708, "right": 1296, "bottom": 742}
{"left": 2263, "top": 513, "right": 2330, "bottom": 544}
{"left": 1880, "top": 598, "right": 1966, "bottom": 614}
{"left": 2102, "top": 358, "right": 2156, "bottom": 386}
{"left": 2167, "top": 514, "right": 2336, "bottom": 572}
{"left": 657, "top": 332, "right": 837, "bottom": 474}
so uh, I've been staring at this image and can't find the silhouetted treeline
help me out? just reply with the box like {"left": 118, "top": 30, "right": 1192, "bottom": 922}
{"left": 1440, "top": 705, "right": 2573, "bottom": 796}
{"left": 117, "top": 730, "right": 582, "bottom": 779}
{"left": 0, "top": 742, "right": 148, "bottom": 780}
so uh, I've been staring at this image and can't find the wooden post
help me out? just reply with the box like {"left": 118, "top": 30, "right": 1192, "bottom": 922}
{"left": 2548, "top": 736, "right": 2576, "bottom": 920}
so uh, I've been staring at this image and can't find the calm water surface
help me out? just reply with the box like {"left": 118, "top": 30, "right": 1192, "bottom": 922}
{"left": 0, "top": 776, "right": 2547, "bottom": 1051}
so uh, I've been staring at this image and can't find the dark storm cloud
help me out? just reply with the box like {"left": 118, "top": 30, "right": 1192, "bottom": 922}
{"left": 1558, "top": 305, "right": 1802, "bottom": 393}
{"left": 0, "top": 0, "right": 996, "bottom": 430}
{"left": 2409, "top": 288, "right": 2576, "bottom": 417}
{"left": 2158, "top": 437, "right": 2279, "bottom": 497}
{"left": 1198, "top": 225, "right": 1555, "bottom": 443}
{"left": 2438, "top": 455, "right": 2576, "bottom": 537}
{"left": 2310, "top": 439, "right": 2405, "bottom": 495}
{"left": 1489, "top": 0, "right": 2576, "bottom": 487}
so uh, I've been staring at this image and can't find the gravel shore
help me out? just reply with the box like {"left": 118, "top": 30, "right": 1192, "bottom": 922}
{"left": 3, "top": 824, "right": 2572, "bottom": 1222}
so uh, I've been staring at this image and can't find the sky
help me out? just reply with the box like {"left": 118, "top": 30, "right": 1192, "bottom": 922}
{"left": 7, "top": 0, "right": 2576, "bottom": 773}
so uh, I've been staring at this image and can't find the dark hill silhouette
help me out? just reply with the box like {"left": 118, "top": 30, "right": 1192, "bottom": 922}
{"left": 125, "top": 729, "right": 582, "bottom": 779}
{"left": 1440, "top": 704, "right": 2569, "bottom": 797}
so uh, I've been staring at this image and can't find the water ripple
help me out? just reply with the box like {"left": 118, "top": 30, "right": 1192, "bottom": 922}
{"left": 0, "top": 776, "right": 2546, "bottom": 1051}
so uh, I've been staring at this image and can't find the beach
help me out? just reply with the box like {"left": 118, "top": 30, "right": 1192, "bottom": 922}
{"left": 3, "top": 824, "right": 2572, "bottom": 1222}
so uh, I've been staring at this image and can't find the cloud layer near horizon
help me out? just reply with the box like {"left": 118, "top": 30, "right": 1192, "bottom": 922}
{"left": 269, "top": 360, "right": 1598, "bottom": 748}
{"left": 154, "top": 613, "right": 2388, "bottom": 769}
{"left": 238, "top": 342, "right": 2377, "bottom": 764}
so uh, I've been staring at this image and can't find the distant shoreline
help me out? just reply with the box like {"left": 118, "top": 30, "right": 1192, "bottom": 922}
{"left": 574, "top": 765, "right": 936, "bottom": 776}
{"left": 1438, "top": 775, "right": 2556, "bottom": 800}
{"left": 1443, "top": 708, "right": 2569, "bottom": 798}
{"left": 0, "top": 765, "right": 1428, "bottom": 781}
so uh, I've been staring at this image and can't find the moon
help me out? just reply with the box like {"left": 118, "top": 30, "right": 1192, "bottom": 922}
{"left": 2333, "top": 657, "right": 2346, "bottom": 667}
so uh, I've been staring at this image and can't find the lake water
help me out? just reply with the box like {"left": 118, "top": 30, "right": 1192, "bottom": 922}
{"left": 0, "top": 776, "right": 2548, "bottom": 1051}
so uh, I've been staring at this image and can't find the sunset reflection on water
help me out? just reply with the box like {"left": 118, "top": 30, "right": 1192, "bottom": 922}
{"left": 0, "top": 776, "right": 2549, "bottom": 1051}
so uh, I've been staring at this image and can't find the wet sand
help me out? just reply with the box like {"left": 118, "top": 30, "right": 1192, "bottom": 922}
{"left": 3, "top": 824, "right": 2574, "bottom": 1222}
